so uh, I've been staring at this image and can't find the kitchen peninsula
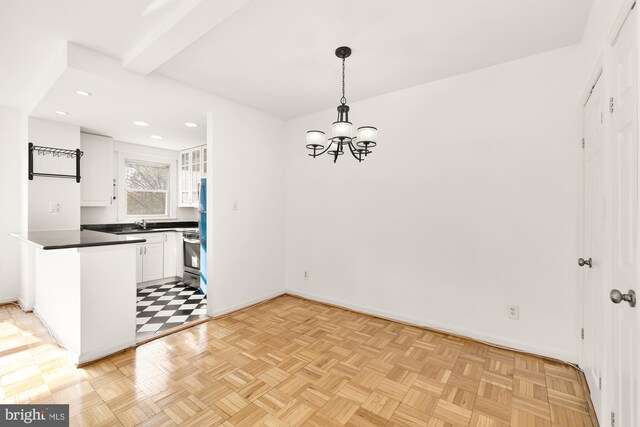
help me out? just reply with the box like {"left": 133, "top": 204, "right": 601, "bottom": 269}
{"left": 11, "top": 230, "right": 145, "bottom": 364}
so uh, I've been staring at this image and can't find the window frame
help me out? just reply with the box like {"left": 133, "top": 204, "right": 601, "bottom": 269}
{"left": 117, "top": 152, "right": 177, "bottom": 221}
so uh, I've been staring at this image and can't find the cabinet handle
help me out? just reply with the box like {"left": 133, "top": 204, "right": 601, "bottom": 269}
{"left": 139, "top": 247, "right": 142, "bottom": 256}
{"left": 144, "top": 246, "right": 147, "bottom": 255}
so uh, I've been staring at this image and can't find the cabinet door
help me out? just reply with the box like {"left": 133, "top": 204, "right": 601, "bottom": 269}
{"left": 142, "top": 243, "right": 164, "bottom": 282}
{"left": 81, "top": 133, "right": 113, "bottom": 206}
{"left": 179, "top": 150, "right": 191, "bottom": 207}
{"left": 202, "top": 145, "right": 207, "bottom": 177}
{"left": 136, "top": 244, "right": 143, "bottom": 283}
{"left": 163, "top": 232, "right": 177, "bottom": 279}
{"left": 190, "top": 148, "right": 202, "bottom": 207}
{"left": 176, "top": 233, "right": 184, "bottom": 278}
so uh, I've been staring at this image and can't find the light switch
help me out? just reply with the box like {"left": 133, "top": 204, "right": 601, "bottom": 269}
{"left": 49, "top": 202, "right": 61, "bottom": 213}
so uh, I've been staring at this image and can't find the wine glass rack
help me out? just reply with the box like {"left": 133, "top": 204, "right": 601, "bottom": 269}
{"left": 28, "top": 142, "right": 84, "bottom": 183}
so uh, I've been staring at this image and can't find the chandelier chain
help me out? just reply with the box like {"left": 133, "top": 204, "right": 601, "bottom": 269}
{"left": 340, "top": 57, "right": 347, "bottom": 105}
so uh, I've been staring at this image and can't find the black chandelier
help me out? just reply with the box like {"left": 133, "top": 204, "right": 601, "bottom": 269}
{"left": 306, "top": 46, "right": 378, "bottom": 163}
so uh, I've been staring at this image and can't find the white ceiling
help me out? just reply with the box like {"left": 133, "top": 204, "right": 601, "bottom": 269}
{"left": 2, "top": 0, "right": 593, "bottom": 139}
{"left": 156, "top": 0, "right": 593, "bottom": 119}
{"left": 30, "top": 66, "right": 207, "bottom": 150}
{"left": 0, "top": 0, "right": 192, "bottom": 110}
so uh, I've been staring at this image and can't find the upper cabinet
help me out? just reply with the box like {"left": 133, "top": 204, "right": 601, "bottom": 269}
{"left": 179, "top": 145, "right": 206, "bottom": 208}
{"left": 81, "top": 133, "right": 114, "bottom": 207}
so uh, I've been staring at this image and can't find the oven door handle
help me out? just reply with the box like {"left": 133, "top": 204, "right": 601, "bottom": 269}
{"left": 183, "top": 238, "right": 201, "bottom": 244}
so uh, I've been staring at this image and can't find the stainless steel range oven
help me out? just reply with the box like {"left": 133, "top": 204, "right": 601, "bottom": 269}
{"left": 182, "top": 231, "right": 201, "bottom": 289}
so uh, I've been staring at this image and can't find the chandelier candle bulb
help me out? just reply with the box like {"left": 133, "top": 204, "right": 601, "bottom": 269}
{"left": 332, "top": 121, "right": 353, "bottom": 138}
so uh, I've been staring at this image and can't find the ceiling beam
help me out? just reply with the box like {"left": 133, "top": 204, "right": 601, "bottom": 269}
{"left": 122, "top": 0, "right": 252, "bottom": 75}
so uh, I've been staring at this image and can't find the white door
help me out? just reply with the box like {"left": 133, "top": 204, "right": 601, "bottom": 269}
{"left": 142, "top": 243, "right": 164, "bottom": 282}
{"left": 580, "top": 75, "right": 606, "bottom": 417}
{"left": 610, "top": 7, "right": 639, "bottom": 427}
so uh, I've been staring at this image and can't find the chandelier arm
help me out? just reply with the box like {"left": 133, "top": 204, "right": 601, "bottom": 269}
{"left": 346, "top": 141, "right": 363, "bottom": 162}
{"left": 312, "top": 141, "right": 334, "bottom": 157}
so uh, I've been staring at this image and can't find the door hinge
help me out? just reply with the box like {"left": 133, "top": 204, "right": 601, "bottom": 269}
{"left": 581, "top": 327, "right": 585, "bottom": 339}
{"left": 610, "top": 97, "right": 615, "bottom": 113}
{"left": 611, "top": 411, "right": 616, "bottom": 427}
{"left": 601, "top": 111, "right": 604, "bottom": 124}
{"left": 582, "top": 138, "right": 585, "bottom": 149}
{"left": 599, "top": 377, "right": 602, "bottom": 390}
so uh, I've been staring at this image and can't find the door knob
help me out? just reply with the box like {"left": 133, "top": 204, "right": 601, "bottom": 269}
{"left": 578, "top": 257, "right": 592, "bottom": 268}
{"left": 610, "top": 289, "right": 636, "bottom": 307}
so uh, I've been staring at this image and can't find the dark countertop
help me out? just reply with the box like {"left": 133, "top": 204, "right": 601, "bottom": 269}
{"left": 81, "top": 221, "right": 198, "bottom": 235}
{"left": 10, "top": 230, "right": 146, "bottom": 250}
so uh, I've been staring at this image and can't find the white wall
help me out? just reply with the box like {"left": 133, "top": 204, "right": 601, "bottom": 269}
{"left": 28, "top": 117, "right": 81, "bottom": 231}
{"left": 0, "top": 107, "right": 25, "bottom": 302}
{"left": 207, "top": 103, "right": 286, "bottom": 316}
{"left": 284, "top": 46, "right": 582, "bottom": 361}
{"left": 80, "top": 137, "right": 198, "bottom": 224}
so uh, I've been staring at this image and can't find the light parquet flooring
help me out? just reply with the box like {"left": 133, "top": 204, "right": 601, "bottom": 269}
{"left": 0, "top": 296, "right": 597, "bottom": 426}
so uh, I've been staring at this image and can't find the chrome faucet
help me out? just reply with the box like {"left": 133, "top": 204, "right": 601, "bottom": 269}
{"left": 135, "top": 219, "right": 147, "bottom": 229}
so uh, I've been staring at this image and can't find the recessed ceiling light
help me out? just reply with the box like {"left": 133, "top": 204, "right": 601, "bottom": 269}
{"left": 75, "top": 90, "right": 91, "bottom": 96}
{"left": 134, "top": 121, "right": 149, "bottom": 127}
{"left": 55, "top": 111, "right": 69, "bottom": 115}
{"left": 184, "top": 122, "right": 199, "bottom": 128}
{"left": 150, "top": 135, "right": 162, "bottom": 139}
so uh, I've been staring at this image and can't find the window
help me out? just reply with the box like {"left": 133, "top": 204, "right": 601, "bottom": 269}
{"left": 125, "top": 160, "right": 169, "bottom": 216}
{"left": 118, "top": 153, "right": 177, "bottom": 220}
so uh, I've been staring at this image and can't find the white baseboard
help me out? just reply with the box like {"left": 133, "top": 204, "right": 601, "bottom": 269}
{"left": 17, "top": 297, "right": 33, "bottom": 312}
{"left": 286, "top": 289, "right": 577, "bottom": 364}
{"left": 78, "top": 341, "right": 136, "bottom": 365}
{"left": 210, "top": 291, "right": 285, "bottom": 317}
{"left": 33, "top": 306, "right": 80, "bottom": 364}
{"left": 0, "top": 297, "right": 18, "bottom": 305}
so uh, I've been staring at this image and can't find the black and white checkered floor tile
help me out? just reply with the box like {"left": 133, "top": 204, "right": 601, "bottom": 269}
{"left": 136, "top": 282, "right": 207, "bottom": 339}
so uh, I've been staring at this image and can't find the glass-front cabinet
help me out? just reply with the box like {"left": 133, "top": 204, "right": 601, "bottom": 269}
{"left": 179, "top": 145, "right": 206, "bottom": 208}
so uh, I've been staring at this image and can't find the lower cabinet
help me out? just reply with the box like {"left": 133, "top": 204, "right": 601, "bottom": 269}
{"left": 142, "top": 242, "right": 164, "bottom": 282}
{"left": 163, "top": 232, "right": 177, "bottom": 279}
{"left": 136, "top": 245, "right": 143, "bottom": 283}
{"left": 128, "top": 232, "right": 178, "bottom": 284}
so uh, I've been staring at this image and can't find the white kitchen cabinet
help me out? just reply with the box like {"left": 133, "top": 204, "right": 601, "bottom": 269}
{"left": 81, "top": 133, "right": 113, "bottom": 206}
{"left": 163, "top": 232, "right": 177, "bottom": 279}
{"left": 142, "top": 242, "right": 164, "bottom": 282}
{"left": 176, "top": 233, "right": 184, "bottom": 278}
{"left": 178, "top": 145, "right": 205, "bottom": 208}
{"left": 125, "top": 233, "right": 168, "bottom": 284}
{"left": 136, "top": 245, "right": 143, "bottom": 283}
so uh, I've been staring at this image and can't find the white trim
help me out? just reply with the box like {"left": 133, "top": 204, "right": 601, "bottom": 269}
{"left": 286, "top": 290, "right": 578, "bottom": 363}
{"left": 33, "top": 305, "right": 80, "bottom": 363}
{"left": 209, "top": 291, "right": 285, "bottom": 317}
{"left": 607, "top": 0, "right": 637, "bottom": 45}
{"left": 77, "top": 341, "right": 136, "bottom": 365}
{"left": 17, "top": 297, "right": 33, "bottom": 312}
{"left": 0, "top": 297, "right": 18, "bottom": 305}
{"left": 116, "top": 151, "right": 177, "bottom": 221}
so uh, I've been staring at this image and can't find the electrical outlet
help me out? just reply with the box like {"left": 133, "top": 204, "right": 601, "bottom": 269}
{"left": 507, "top": 305, "right": 520, "bottom": 320}
{"left": 49, "top": 202, "right": 61, "bottom": 213}
{"left": 304, "top": 271, "right": 309, "bottom": 280}
{"left": 232, "top": 201, "right": 239, "bottom": 211}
